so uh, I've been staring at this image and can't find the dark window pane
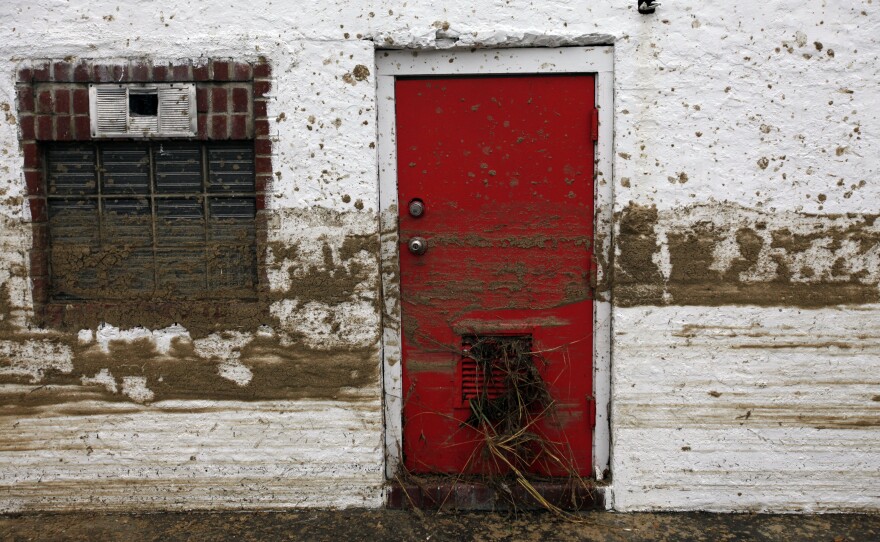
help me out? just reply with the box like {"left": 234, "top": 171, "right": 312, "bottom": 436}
{"left": 102, "top": 248, "right": 155, "bottom": 298}
{"left": 47, "top": 145, "right": 97, "bottom": 196}
{"left": 209, "top": 196, "right": 255, "bottom": 219}
{"left": 48, "top": 199, "right": 100, "bottom": 300}
{"left": 101, "top": 144, "right": 150, "bottom": 194}
{"left": 49, "top": 248, "right": 100, "bottom": 299}
{"left": 157, "top": 248, "right": 207, "bottom": 296}
{"left": 103, "top": 198, "right": 152, "bottom": 246}
{"left": 157, "top": 198, "right": 205, "bottom": 245}
{"left": 207, "top": 196, "right": 256, "bottom": 295}
{"left": 208, "top": 245, "right": 257, "bottom": 293}
{"left": 48, "top": 199, "right": 99, "bottom": 246}
{"left": 208, "top": 197, "right": 255, "bottom": 243}
{"left": 207, "top": 145, "right": 255, "bottom": 193}
{"left": 155, "top": 142, "right": 202, "bottom": 193}
{"left": 43, "top": 141, "right": 257, "bottom": 302}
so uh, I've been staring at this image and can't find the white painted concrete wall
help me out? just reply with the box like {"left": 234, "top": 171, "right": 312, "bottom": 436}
{"left": 0, "top": 0, "right": 877, "bottom": 511}
{"left": 612, "top": 306, "right": 880, "bottom": 512}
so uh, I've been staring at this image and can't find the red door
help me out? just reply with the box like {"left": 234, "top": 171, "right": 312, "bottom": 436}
{"left": 397, "top": 75, "right": 595, "bottom": 476}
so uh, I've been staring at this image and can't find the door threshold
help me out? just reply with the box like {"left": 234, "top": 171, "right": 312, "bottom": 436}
{"left": 386, "top": 475, "right": 606, "bottom": 511}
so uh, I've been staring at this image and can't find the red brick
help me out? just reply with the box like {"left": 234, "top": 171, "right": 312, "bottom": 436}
{"left": 29, "top": 197, "right": 47, "bottom": 222}
{"left": 233, "top": 62, "right": 252, "bottom": 81}
{"left": 254, "top": 118, "right": 269, "bottom": 137}
{"left": 24, "top": 170, "right": 43, "bottom": 196}
{"left": 53, "top": 89, "right": 70, "bottom": 114}
{"left": 211, "top": 60, "right": 231, "bottom": 81}
{"left": 72, "top": 88, "right": 89, "bottom": 114}
{"left": 255, "top": 138, "right": 272, "bottom": 155}
{"left": 37, "top": 90, "right": 53, "bottom": 114}
{"left": 16, "top": 86, "right": 35, "bottom": 113}
{"left": 193, "top": 63, "right": 210, "bottom": 81}
{"left": 232, "top": 87, "right": 250, "bottom": 113}
{"left": 31, "top": 278, "right": 50, "bottom": 306}
{"left": 130, "top": 61, "right": 150, "bottom": 82}
{"left": 94, "top": 64, "right": 125, "bottom": 83}
{"left": 253, "top": 80, "right": 271, "bottom": 97}
{"left": 73, "top": 115, "right": 91, "bottom": 140}
{"left": 19, "top": 115, "right": 35, "bottom": 140}
{"left": 255, "top": 173, "right": 271, "bottom": 193}
{"left": 211, "top": 87, "right": 228, "bottom": 113}
{"left": 172, "top": 63, "right": 191, "bottom": 81}
{"left": 196, "top": 87, "right": 209, "bottom": 113}
{"left": 43, "top": 303, "right": 64, "bottom": 328}
{"left": 22, "top": 142, "right": 39, "bottom": 168}
{"left": 17, "top": 66, "right": 33, "bottom": 83}
{"left": 210, "top": 115, "right": 228, "bottom": 139}
{"left": 30, "top": 222, "right": 48, "bottom": 250}
{"left": 73, "top": 62, "right": 91, "bottom": 82}
{"left": 29, "top": 249, "right": 49, "bottom": 278}
{"left": 255, "top": 156, "right": 272, "bottom": 174}
{"left": 33, "top": 63, "right": 50, "bottom": 82}
{"left": 55, "top": 115, "right": 72, "bottom": 140}
{"left": 36, "top": 116, "right": 53, "bottom": 140}
{"left": 53, "top": 62, "right": 72, "bottom": 82}
{"left": 253, "top": 62, "right": 271, "bottom": 78}
{"left": 254, "top": 99, "right": 267, "bottom": 117}
{"left": 230, "top": 114, "right": 248, "bottom": 139}
{"left": 255, "top": 194, "right": 266, "bottom": 211}
{"left": 197, "top": 114, "right": 208, "bottom": 140}
{"left": 18, "top": 115, "right": 37, "bottom": 140}
{"left": 152, "top": 64, "right": 169, "bottom": 82}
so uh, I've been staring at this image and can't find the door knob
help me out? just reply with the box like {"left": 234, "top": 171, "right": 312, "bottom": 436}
{"left": 408, "top": 237, "right": 428, "bottom": 255}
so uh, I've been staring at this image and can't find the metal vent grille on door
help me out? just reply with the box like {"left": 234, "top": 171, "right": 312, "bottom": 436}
{"left": 90, "top": 84, "right": 196, "bottom": 138}
{"left": 458, "top": 335, "right": 533, "bottom": 407}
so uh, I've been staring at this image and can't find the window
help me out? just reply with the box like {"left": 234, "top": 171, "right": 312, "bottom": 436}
{"left": 45, "top": 141, "right": 257, "bottom": 301}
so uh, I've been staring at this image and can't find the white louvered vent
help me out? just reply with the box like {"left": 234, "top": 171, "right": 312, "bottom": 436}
{"left": 93, "top": 86, "right": 127, "bottom": 135}
{"left": 90, "top": 84, "right": 196, "bottom": 138}
{"left": 158, "top": 86, "right": 194, "bottom": 134}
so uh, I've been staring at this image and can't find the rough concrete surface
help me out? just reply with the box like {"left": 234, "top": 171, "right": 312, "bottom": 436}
{"left": 0, "top": 0, "right": 878, "bottom": 513}
{"left": 2, "top": 510, "right": 880, "bottom": 542}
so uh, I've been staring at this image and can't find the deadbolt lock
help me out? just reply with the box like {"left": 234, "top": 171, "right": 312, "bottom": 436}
{"left": 409, "top": 199, "right": 425, "bottom": 217}
{"left": 408, "top": 237, "right": 428, "bottom": 255}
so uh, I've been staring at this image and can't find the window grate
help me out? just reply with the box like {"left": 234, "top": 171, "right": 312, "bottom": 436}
{"left": 45, "top": 141, "right": 258, "bottom": 301}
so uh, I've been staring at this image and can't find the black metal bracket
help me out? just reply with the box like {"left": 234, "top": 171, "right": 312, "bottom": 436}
{"left": 638, "top": 0, "right": 659, "bottom": 14}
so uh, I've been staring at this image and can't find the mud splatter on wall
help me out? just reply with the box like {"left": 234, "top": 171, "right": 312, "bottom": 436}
{"left": 613, "top": 202, "right": 880, "bottom": 308}
{"left": 0, "top": 0, "right": 877, "bottom": 513}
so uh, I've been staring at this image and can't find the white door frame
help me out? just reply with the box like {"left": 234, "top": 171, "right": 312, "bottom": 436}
{"left": 376, "top": 46, "right": 614, "bottom": 482}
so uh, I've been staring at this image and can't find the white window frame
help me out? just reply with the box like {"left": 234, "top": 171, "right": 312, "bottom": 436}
{"left": 376, "top": 46, "right": 615, "bottom": 485}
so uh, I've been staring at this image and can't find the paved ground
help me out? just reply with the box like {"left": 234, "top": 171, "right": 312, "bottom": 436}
{"left": 1, "top": 510, "right": 879, "bottom": 541}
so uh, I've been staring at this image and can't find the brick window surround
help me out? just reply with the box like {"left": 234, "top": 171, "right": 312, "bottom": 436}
{"left": 15, "top": 59, "right": 273, "bottom": 329}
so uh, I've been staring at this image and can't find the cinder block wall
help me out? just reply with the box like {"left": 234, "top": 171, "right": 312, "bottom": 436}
{"left": 0, "top": 0, "right": 877, "bottom": 512}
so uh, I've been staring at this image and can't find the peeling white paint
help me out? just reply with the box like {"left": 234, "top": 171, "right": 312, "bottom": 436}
{"left": 191, "top": 331, "right": 254, "bottom": 386}
{"left": 94, "top": 323, "right": 191, "bottom": 355}
{"left": 0, "top": 340, "right": 73, "bottom": 383}
{"left": 81, "top": 368, "right": 117, "bottom": 394}
{"left": 121, "top": 376, "right": 154, "bottom": 404}
{"left": 77, "top": 329, "right": 94, "bottom": 345}
{"left": 217, "top": 360, "right": 254, "bottom": 387}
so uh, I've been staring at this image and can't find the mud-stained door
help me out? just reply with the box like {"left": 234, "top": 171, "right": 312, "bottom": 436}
{"left": 396, "top": 75, "right": 596, "bottom": 475}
